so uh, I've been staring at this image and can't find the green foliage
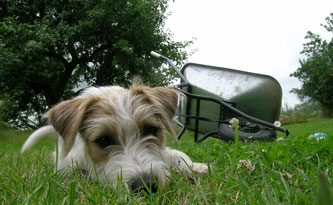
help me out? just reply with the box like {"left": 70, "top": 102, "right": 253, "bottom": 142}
{"left": 1, "top": 119, "right": 332, "bottom": 203}
{"left": 290, "top": 13, "right": 333, "bottom": 117}
{"left": 280, "top": 101, "right": 324, "bottom": 125}
{"left": 0, "top": 120, "right": 13, "bottom": 129}
{"left": 0, "top": 0, "right": 192, "bottom": 128}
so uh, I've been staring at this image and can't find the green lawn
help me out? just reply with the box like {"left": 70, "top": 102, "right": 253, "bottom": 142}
{"left": 0, "top": 118, "right": 332, "bottom": 204}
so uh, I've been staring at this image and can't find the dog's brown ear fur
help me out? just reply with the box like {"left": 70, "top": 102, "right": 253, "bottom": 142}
{"left": 150, "top": 87, "right": 178, "bottom": 118}
{"left": 148, "top": 87, "right": 178, "bottom": 137}
{"left": 47, "top": 98, "right": 88, "bottom": 157}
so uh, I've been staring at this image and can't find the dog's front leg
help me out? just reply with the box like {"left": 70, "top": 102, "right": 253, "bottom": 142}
{"left": 163, "top": 148, "right": 208, "bottom": 177}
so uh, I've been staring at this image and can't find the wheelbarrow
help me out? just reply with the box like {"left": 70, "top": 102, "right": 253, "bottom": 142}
{"left": 151, "top": 51, "right": 289, "bottom": 142}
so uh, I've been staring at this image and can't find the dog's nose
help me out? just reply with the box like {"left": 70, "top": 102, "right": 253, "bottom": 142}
{"left": 131, "top": 174, "right": 158, "bottom": 194}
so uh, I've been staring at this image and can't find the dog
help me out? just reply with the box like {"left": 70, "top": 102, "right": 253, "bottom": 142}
{"left": 21, "top": 84, "right": 208, "bottom": 193}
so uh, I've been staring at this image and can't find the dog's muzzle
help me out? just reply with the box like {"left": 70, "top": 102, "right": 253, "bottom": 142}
{"left": 130, "top": 174, "right": 159, "bottom": 194}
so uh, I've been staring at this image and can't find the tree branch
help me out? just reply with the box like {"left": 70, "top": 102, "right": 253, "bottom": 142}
{"left": 68, "top": 44, "right": 79, "bottom": 65}
{"left": 81, "top": 44, "right": 110, "bottom": 63}
{"left": 44, "top": 51, "right": 69, "bottom": 66}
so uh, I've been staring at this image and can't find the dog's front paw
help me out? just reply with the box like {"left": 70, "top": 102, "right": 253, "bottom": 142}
{"left": 163, "top": 148, "right": 193, "bottom": 175}
{"left": 164, "top": 148, "right": 209, "bottom": 177}
{"left": 193, "top": 163, "right": 209, "bottom": 176}
{"left": 171, "top": 151, "right": 193, "bottom": 175}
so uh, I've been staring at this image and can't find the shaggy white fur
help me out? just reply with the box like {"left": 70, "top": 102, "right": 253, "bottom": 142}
{"left": 21, "top": 85, "right": 208, "bottom": 192}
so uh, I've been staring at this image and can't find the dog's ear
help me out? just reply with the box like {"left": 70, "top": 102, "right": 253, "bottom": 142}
{"left": 150, "top": 87, "right": 178, "bottom": 118}
{"left": 47, "top": 97, "right": 88, "bottom": 156}
{"left": 148, "top": 87, "right": 178, "bottom": 137}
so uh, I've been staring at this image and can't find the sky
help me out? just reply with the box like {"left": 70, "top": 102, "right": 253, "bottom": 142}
{"left": 165, "top": 0, "right": 333, "bottom": 107}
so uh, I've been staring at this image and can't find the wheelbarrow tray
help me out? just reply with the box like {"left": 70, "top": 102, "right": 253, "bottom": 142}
{"left": 179, "top": 63, "right": 282, "bottom": 135}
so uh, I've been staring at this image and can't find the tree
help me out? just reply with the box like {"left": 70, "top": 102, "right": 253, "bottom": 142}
{"left": 0, "top": 0, "right": 192, "bottom": 128}
{"left": 290, "top": 13, "right": 333, "bottom": 117}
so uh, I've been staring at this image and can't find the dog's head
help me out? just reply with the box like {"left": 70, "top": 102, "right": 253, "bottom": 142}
{"left": 47, "top": 85, "right": 178, "bottom": 192}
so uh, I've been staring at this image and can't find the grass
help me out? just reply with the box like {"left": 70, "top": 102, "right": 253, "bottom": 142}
{"left": 0, "top": 118, "right": 332, "bottom": 204}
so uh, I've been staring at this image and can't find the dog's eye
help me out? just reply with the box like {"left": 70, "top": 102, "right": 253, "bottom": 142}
{"left": 143, "top": 125, "right": 159, "bottom": 136}
{"left": 94, "top": 136, "right": 116, "bottom": 148}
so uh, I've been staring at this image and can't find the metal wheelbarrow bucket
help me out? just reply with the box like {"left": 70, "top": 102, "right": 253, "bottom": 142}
{"left": 151, "top": 51, "right": 289, "bottom": 142}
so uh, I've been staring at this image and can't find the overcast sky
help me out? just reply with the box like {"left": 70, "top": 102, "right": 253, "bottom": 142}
{"left": 165, "top": 0, "right": 333, "bottom": 107}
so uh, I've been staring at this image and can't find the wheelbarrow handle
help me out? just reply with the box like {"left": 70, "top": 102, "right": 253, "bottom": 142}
{"left": 150, "top": 51, "right": 189, "bottom": 84}
{"left": 150, "top": 51, "right": 161, "bottom": 58}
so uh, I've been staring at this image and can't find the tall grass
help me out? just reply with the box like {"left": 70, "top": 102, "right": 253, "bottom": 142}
{"left": 0, "top": 119, "right": 332, "bottom": 204}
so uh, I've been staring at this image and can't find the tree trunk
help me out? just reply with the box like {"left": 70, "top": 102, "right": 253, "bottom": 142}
{"left": 43, "top": 63, "right": 77, "bottom": 108}
{"left": 95, "top": 52, "right": 114, "bottom": 86}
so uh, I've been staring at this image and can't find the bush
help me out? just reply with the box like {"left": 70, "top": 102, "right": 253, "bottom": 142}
{"left": 279, "top": 101, "right": 324, "bottom": 125}
{"left": 0, "top": 121, "right": 14, "bottom": 129}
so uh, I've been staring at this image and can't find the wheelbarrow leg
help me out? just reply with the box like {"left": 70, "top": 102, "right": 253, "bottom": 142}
{"left": 194, "top": 99, "right": 201, "bottom": 142}
{"left": 174, "top": 118, "right": 187, "bottom": 140}
{"left": 177, "top": 122, "right": 187, "bottom": 140}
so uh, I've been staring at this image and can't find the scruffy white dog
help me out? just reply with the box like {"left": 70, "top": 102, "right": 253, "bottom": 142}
{"left": 21, "top": 84, "right": 208, "bottom": 193}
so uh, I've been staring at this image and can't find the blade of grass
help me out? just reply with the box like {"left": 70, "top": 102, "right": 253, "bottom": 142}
{"left": 69, "top": 181, "right": 76, "bottom": 205}
{"left": 280, "top": 172, "right": 291, "bottom": 202}
{"left": 220, "top": 123, "right": 240, "bottom": 199}
{"left": 297, "top": 168, "right": 317, "bottom": 195}
{"left": 237, "top": 175, "right": 250, "bottom": 204}
{"left": 318, "top": 172, "right": 332, "bottom": 205}
{"left": 258, "top": 159, "right": 278, "bottom": 204}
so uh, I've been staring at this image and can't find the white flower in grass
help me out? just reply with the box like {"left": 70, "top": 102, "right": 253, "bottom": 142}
{"left": 282, "top": 172, "right": 293, "bottom": 180}
{"left": 237, "top": 159, "right": 255, "bottom": 173}
{"left": 230, "top": 117, "right": 239, "bottom": 124}
{"left": 261, "top": 149, "right": 267, "bottom": 153}
{"left": 229, "top": 118, "right": 239, "bottom": 130}
{"left": 276, "top": 137, "right": 284, "bottom": 142}
{"left": 274, "top": 121, "right": 281, "bottom": 127}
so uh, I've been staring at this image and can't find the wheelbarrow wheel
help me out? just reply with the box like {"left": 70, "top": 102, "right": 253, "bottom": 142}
{"left": 218, "top": 123, "right": 276, "bottom": 142}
